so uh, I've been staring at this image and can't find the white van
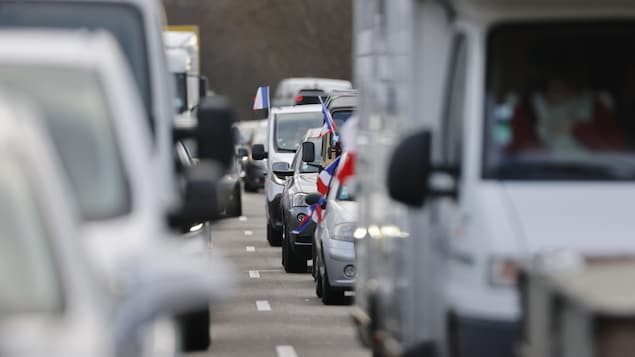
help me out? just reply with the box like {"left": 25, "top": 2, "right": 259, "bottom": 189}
{"left": 273, "top": 77, "right": 352, "bottom": 107}
{"left": 0, "top": 31, "right": 232, "bottom": 353}
{"left": 353, "top": 0, "right": 635, "bottom": 356}
{"left": 251, "top": 105, "right": 324, "bottom": 246}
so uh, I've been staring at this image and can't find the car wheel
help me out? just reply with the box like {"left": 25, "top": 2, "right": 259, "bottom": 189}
{"left": 226, "top": 186, "right": 242, "bottom": 217}
{"left": 315, "top": 250, "right": 323, "bottom": 298}
{"left": 177, "top": 309, "right": 210, "bottom": 351}
{"left": 282, "top": 227, "right": 307, "bottom": 273}
{"left": 244, "top": 180, "right": 258, "bottom": 192}
{"left": 321, "top": 260, "right": 346, "bottom": 305}
{"left": 266, "top": 222, "right": 282, "bottom": 246}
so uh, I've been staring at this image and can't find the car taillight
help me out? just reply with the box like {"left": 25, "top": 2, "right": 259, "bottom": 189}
{"left": 295, "top": 95, "right": 303, "bottom": 103}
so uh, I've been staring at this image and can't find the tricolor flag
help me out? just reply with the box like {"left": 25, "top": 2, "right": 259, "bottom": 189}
{"left": 335, "top": 115, "right": 358, "bottom": 184}
{"left": 317, "top": 156, "right": 340, "bottom": 196}
{"left": 292, "top": 197, "right": 326, "bottom": 234}
{"left": 318, "top": 96, "right": 336, "bottom": 137}
{"left": 253, "top": 86, "right": 270, "bottom": 111}
{"left": 336, "top": 152, "right": 355, "bottom": 185}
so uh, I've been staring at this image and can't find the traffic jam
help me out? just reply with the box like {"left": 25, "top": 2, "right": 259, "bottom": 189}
{"left": 1, "top": 0, "right": 634, "bottom": 357}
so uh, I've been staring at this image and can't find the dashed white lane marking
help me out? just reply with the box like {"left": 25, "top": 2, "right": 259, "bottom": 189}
{"left": 276, "top": 345, "right": 298, "bottom": 357}
{"left": 239, "top": 216, "right": 248, "bottom": 221}
{"left": 248, "top": 270, "right": 260, "bottom": 278}
{"left": 256, "top": 300, "right": 271, "bottom": 311}
{"left": 244, "top": 230, "right": 253, "bottom": 236}
{"left": 246, "top": 246, "right": 255, "bottom": 252}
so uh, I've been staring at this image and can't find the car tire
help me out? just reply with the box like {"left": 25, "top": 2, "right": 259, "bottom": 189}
{"left": 178, "top": 309, "right": 210, "bottom": 351}
{"left": 321, "top": 260, "right": 346, "bottom": 305}
{"left": 267, "top": 222, "right": 282, "bottom": 246}
{"left": 226, "top": 186, "right": 242, "bottom": 217}
{"left": 315, "top": 250, "right": 323, "bottom": 298}
{"left": 282, "top": 232, "right": 308, "bottom": 273}
{"left": 244, "top": 182, "right": 258, "bottom": 193}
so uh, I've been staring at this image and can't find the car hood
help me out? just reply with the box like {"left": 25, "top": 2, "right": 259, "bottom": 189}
{"left": 503, "top": 183, "right": 635, "bottom": 255}
{"left": 294, "top": 172, "right": 318, "bottom": 193}
{"left": 328, "top": 200, "right": 357, "bottom": 224}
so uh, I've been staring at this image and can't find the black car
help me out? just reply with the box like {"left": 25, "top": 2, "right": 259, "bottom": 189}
{"left": 243, "top": 124, "right": 267, "bottom": 192}
{"left": 295, "top": 88, "right": 328, "bottom": 105}
{"left": 275, "top": 128, "right": 323, "bottom": 273}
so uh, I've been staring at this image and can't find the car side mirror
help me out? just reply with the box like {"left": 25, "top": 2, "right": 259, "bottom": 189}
{"left": 168, "top": 162, "right": 223, "bottom": 228}
{"left": 387, "top": 130, "right": 432, "bottom": 207}
{"left": 113, "top": 241, "right": 233, "bottom": 356}
{"left": 251, "top": 144, "right": 266, "bottom": 160}
{"left": 174, "top": 95, "right": 235, "bottom": 171}
{"left": 199, "top": 76, "right": 208, "bottom": 99}
{"left": 272, "top": 162, "right": 293, "bottom": 178}
{"left": 305, "top": 193, "right": 323, "bottom": 206}
{"left": 236, "top": 147, "right": 249, "bottom": 158}
{"left": 301, "top": 141, "right": 315, "bottom": 162}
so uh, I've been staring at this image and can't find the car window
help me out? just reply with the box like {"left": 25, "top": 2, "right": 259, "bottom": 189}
{"left": 299, "top": 137, "right": 323, "bottom": 173}
{"left": 0, "top": 2, "right": 152, "bottom": 133}
{"left": 274, "top": 112, "right": 323, "bottom": 151}
{"left": 0, "top": 66, "right": 132, "bottom": 221}
{"left": 0, "top": 160, "right": 62, "bottom": 314}
{"left": 336, "top": 182, "right": 355, "bottom": 201}
{"left": 484, "top": 22, "right": 635, "bottom": 180}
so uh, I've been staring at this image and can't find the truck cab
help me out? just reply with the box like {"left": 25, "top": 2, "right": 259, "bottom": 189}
{"left": 353, "top": 0, "right": 635, "bottom": 356}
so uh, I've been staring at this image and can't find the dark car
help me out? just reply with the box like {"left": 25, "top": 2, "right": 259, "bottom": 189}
{"left": 295, "top": 88, "right": 328, "bottom": 105}
{"left": 243, "top": 124, "right": 267, "bottom": 192}
{"left": 276, "top": 128, "right": 323, "bottom": 273}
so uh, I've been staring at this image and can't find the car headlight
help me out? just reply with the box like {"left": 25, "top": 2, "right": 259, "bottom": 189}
{"left": 333, "top": 222, "right": 356, "bottom": 241}
{"left": 488, "top": 257, "right": 519, "bottom": 287}
{"left": 292, "top": 193, "right": 308, "bottom": 207}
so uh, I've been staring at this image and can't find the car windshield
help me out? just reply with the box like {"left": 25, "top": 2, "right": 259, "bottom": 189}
{"left": 336, "top": 182, "right": 355, "bottom": 201}
{"left": 484, "top": 22, "right": 635, "bottom": 180}
{"left": 274, "top": 111, "right": 323, "bottom": 151}
{"left": 299, "top": 137, "right": 323, "bottom": 173}
{"left": 0, "top": 2, "right": 152, "bottom": 132}
{"left": 0, "top": 66, "right": 131, "bottom": 221}
{"left": 0, "top": 161, "right": 62, "bottom": 314}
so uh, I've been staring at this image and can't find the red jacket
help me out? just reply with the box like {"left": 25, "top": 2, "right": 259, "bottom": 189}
{"left": 508, "top": 96, "right": 624, "bottom": 153}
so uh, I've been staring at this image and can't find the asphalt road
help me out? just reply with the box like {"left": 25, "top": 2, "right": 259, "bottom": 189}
{"left": 193, "top": 190, "right": 370, "bottom": 357}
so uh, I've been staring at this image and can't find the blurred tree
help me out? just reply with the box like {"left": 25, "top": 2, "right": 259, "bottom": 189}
{"left": 163, "top": 0, "right": 353, "bottom": 121}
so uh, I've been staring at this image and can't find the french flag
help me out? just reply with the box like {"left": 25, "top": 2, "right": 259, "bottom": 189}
{"left": 336, "top": 152, "right": 355, "bottom": 184}
{"left": 292, "top": 197, "right": 326, "bottom": 234}
{"left": 335, "top": 114, "right": 357, "bottom": 184}
{"left": 318, "top": 96, "right": 336, "bottom": 137}
{"left": 317, "top": 156, "right": 340, "bottom": 196}
{"left": 253, "top": 86, "right": 270, "bottom": 111}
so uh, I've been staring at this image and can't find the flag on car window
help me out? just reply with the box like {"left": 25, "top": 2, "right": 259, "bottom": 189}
{"left": 253, "top": 86, "right": 270, "bottom": 111}
{"left": 336, "top": 152, "right": 355, "bottom": 184}
{"left": 336, "top": 114, "right": 357, "bottom": 184}
{"left": 317, "top": 156, "right": 340, "bottom": 196}
{"left": 318, "top": 96, "right": 336, "bottom": 137}
{"left": 292, "top": 197, "right": 326, "bottom": 234}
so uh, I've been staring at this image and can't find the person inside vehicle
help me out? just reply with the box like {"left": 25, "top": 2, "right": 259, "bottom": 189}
{"left": 507, "top": 66, "right": 625, "bottom": 153}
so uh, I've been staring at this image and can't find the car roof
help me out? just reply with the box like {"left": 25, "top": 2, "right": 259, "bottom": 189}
{"left": 271, "top": 104, "right": 323, "bottom": 114}
{"left": 326, "top": 91, "right": 358, "bottom": 111}
{"left": 0, "top": 30, "right": 124, "bottom": 69}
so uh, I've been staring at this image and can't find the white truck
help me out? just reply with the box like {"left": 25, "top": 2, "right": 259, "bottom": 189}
{"left": 164, "top": 27, "right": 204, "bottom": 115}
{"left": 352, "top": 0, "right": 635, "bottom": 356}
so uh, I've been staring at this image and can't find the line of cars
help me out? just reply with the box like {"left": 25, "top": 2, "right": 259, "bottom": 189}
{"left": 246, "top": 82, "right": 359, "bottom": 305}
{"left": 0, "top": 1, "right": 238, "bottom": 356}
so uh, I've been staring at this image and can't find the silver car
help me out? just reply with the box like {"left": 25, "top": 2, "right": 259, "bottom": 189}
{"left": 311, "top": 178, "right": 357, "bottom": 305}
